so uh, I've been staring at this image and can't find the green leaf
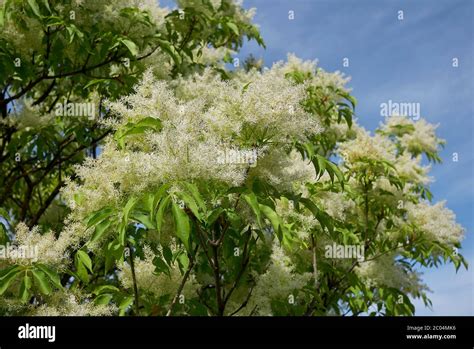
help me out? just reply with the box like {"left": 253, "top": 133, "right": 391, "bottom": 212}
{"left": 259, "top": 204, "right": 281, "bottom": 233}
{"left": 157, "top": 39, "right": 181, "bottom": 66}
{"left": 151, "top": 184, "right": 171, "bottom": 218}
{"left": 242, "top": 81, "right": 252, "bottom": 93}
{"left": 226, "top": 22, "right": 239, "bottom": 36}
{"left": 19, "top": 273, "right": 32, "bottom": 303}
{"left": 42, "top": 0, "right": 51, "bottom": 13}
{"left": 118, "top": 223, "right": 126, "bottom": 251}
{"left": 171, "top": 201, "right": 191, "bottom": 251}
{"left": 31, "top": 269, "right": 52, "bottom": 295}
{"left": 66, "top": 24, "right": 84, "bottom": 43}
{"left": 86, "top": 207, "right": 114, "bottom": 228}
{"left": 0, "top": 207, "right": 9, "bottom": 218}
{"left": 132, "top": 213, "right": 156, "bottom": 230}
{"left": 243, "top": 193, "right": 262, "bottom": 227}
{"left": 153, "top": 256, "right": 170, "bottom": 277}
{"left": 300, "top": 198, "right": 334, "bottom": 233}
{"left": 0, "top": 265, "right": 20, "bottom": 280}
{"left": 0, "top": 8, "right": 4, "bottom": 28}
{"left": 182, "top": 182, "right": 206, "bottom": 212}
{"left": 121, "top": 126, "right": 150, "bottom": 138}
{"left": 35, "top": 264, "right": 62, "bottom": 289}
{"left": 316, "top": 155, "right": 326, "bottom": 178}
{"left": 346, "top": 95, "right": 357, "bottom": 109}
{"left": 176, "top": 191, "right": 202, "bottom": 221}
{"left": 302, "top": 142, "right": 315, "bottom": 159}
{"left": 27, "top": 0, "right": 41, "bottom": 17}
{"left": 206, "top": 207, "right": 224, "bottom": 227}
{"left": 118, "top": 118, "right": 163, "bottom": 141}
{"left": 104, "top": 240, "right": 124, "bottom": 274}
{"left": 177, "top": 253, "right": 189, "bottom": 272}
{"left": 123, "top": 197, "right": 138, "bottom": 222}
{"left": 83, "top": 79, "right": 106, "bottom": 90}
{"left": 135, "top": 117, "right": 162, "bottom": 131}
{"left": 162, "top": 245, "right": 173, "bottom": 265}
{"left": 326, "top": 160, "right": 344, "bottom": 189}
{"left": 76, "top": 250, "right": 93, "bottom": 273}
{"left": 90, "top": 219, "right": 112, "bottom": 243}
{"left": 156, "top": 195, "right": 171, "bottom": 233}
{"left": 93, "top": 285, "right": 120, "bottom": 295}
{"left": 0, "top": 222, "right": 9, "bottom": 244}
{"left": 94, "top": 293, "right": 113, "bottom": 305}
{"left": 119, "top": 296, "right": 134, "bottom": 316}
{"left": 0, "top": 265, "right": 22, "bottom": 295}
{"left": 75, "top": 261, "right": 89, "bottom": 284}
{"left": 120, "top": 39, "right": 138, "bottom": 56}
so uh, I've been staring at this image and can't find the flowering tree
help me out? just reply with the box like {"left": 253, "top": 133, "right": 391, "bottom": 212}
{"left": 0, "top": 1, "right": 466, "bottom": 317}
{"left": 0, "top": 0, "right": 262, "bottom": 231}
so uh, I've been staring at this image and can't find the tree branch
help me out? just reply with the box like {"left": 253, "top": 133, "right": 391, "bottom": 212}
{"left": 127, "top": 244, "right": 140, "bottom": 315}
{"left": 166, "top": 245, "right": 199, "bottom": 316}
{"left": 223, "top": 226, "right": 252, "bottom": 307}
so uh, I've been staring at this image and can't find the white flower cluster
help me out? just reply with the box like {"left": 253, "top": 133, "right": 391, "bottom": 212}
{"left": 405, "top": 201, "right": 464, "bottom": 245}
{"left": 4, "top": 223, "right": 68, "bottom": 268}
{"left": 318, "top": 191, "right": 356, "bottom": 221}
{"left": 30, "top": 290, "right": 116, "bottom": 316}
{"left": 381, "top": 115, "right": 444, "bottom": 156}
{"left": 275, "top": 197, "right": 318, "bottom": 241}
{"left": 248, "top": 149, "right": 316, "bottom": 193}
{"left": 339, "top": 126, "right": 396, "bottom": 165}
{"left": 245, "top": 241, "right": 312, "bottom": 315}
{"left": 356, "top": 254, "right": 425, "bottom": 295}
{"left": 394, "top": 153, "right": 431, "bottom": 185}
{"left": 400, "top": 119, "right": 443, "bottom": 156}
{"left": 118, "top": 245, "right": 197, "bottom": 299}
{"left": 64, "top": 63, "right": 323, "bottom": 220}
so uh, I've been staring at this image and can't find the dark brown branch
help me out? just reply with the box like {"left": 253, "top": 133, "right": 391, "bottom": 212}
{"left": 211, "top": 243, "right": 225, "bottom": 316}
{"left": 230, "top": 287, "right": 254, "bottom": 316}
{"left": 166, "top": 245, "right": 199, "bottom": 316}
{"left": 128, "top": 244, "right": 140, "bottom": 315}
{"left": 2, "top": 52, "right": 122, "bottom": 105}
{"left": 223, "top": 226, "right": 252, "bottom": 307}
{"left": 311, "top": 233, "right": 318, "bottom": 288}
{"left": 28, "top": 178, "right": 69, "bottom": 227}
{"left": 32, "top": 79, "right": 56, "bottom": 106}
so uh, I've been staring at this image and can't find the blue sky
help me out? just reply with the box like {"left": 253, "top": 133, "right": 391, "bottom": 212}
{"left": 164, "top": 0, "right": 474, "bottom": 315}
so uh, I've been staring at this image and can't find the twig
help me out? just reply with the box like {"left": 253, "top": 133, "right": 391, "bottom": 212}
{"left": 166, "top": 245, "right": 199, "bottom": 316}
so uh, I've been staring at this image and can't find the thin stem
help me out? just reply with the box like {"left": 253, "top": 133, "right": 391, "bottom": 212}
{"left": 166, "top": 245, "right": 199, "bottom": 316}
{"left": 311, "top": 234, "right": 318, "bottom": 288}
{"left": 230, "top": 287, "right": 254, "bottom": 316}
{"left": 127, "top": 244, "right": 140, "bottom": 315}
{"left": 223, "top": 226, "right": 252, "bottom": 307}
{"left": 211, "top": 243, "right": 224, "bottom": 316}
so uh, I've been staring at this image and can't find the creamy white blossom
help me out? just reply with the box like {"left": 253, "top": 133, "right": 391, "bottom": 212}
{"left": 30, "top": 290, "right": 116, "bottom": 316}
{"left": 118, "top": 245, "right": 198, "bottom": 298}
{"left": 356, "top": 254, "right": 426, "bottom": 295}
{"left": 64, "top": 63, "right": 323, "bottom": 221}
{"left": 405, "top": 201, "right": 464, "bottom": 245}
{"left": 245, "top": 241, "right": 312, "bottom": 315}
{"left": 339, "top": 126, "right": 396, "bottom": 165}
{"left": 4, "top": 223, "right": 68, "bottom": 268}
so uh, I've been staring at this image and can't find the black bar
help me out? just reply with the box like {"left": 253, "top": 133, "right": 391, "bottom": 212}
{"left": 0, "top": 316, "right": 472, "bottom": 348}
